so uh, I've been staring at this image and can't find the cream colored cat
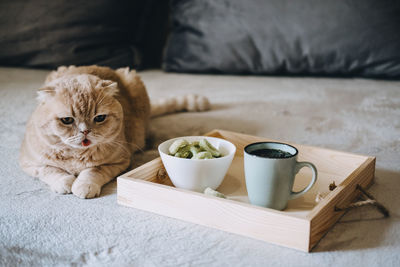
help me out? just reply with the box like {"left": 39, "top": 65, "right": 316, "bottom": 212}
{"left": 19, "top": 65, "right": 209, "bottom": 199}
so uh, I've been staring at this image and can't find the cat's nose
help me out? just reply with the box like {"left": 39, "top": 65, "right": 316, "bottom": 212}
{"left": 81, "top": 130, "right": 90, "bottom": 135}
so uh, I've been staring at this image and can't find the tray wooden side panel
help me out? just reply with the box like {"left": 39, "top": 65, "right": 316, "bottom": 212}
{"left": 124, "top": 157, "right": 165, "bottom": 182}
{"left": 118, "top": 177, "right": 311, "bottom": 251}
{"left": 308, "top": 157, "right": 376, "bottom": 250}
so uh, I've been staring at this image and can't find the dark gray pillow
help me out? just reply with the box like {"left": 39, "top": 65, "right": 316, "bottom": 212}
{"left": 163, "top": 0, "right": 400, "bottom": 78}
{"left": 0, "top": 0, "right": 169, "bottom": 69}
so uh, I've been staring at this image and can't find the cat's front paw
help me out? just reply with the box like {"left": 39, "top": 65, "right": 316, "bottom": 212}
{"left": 71, "top": 180, "right": 101, "bottom": 199}
{"left": 50, "top": 175, "right": 76, "bottom": 194}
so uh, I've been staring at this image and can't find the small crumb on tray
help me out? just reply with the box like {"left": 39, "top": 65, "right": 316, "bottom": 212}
{"left": 204, "top": 187, "right": 226, "bottom": 198}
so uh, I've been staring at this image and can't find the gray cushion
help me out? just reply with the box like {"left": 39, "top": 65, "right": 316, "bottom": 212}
{"left": 0, "top": 0, "right": 169, "bottom": 69}
{"left": 163, "top": 0, "right": 400, "bottom": 78}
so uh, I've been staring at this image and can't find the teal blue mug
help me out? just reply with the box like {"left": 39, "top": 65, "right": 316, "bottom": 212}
{"left": 244, "top": 142, "right": 317, "bottom": 210}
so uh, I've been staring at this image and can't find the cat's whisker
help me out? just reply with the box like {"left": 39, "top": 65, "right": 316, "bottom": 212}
{"left": 89, "top": 133, "right": 102, "bottom": 138}
{"left": 106, "top": 138, "right": 144, "bottom": 153}
{"left": 90, "top": 132, "right": 129, "bottom": 152}
{"left": 66, "top": 135, "right": 82, "bottom": 142}
{"left": 105, "top": 140, "right": 132, "bottom": 155}
{"left": 89, "top": 129, "right": 144, "bottom": 154}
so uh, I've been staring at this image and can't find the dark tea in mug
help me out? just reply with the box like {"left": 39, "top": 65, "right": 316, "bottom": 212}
{"left": 249, "top": 148, "right": 292, "bottom": 158}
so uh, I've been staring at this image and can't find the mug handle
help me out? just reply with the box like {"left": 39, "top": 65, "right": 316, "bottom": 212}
{"left": 289, "top": 161, "right": 318, "bottom": 200}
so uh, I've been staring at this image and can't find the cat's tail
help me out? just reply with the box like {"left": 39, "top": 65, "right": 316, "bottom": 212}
{"left": 116, "top": 67, "right": 210, "bottom": 118}
{"left": 150, "top": 94, "right": 210, "bottom": 118}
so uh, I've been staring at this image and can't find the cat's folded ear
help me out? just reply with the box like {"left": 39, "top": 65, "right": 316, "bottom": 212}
{"left": 96, "top": 80, "right": 119, "bottom": 97}
{"left": 37, "top": 86, "right": 56, "bottom": 102}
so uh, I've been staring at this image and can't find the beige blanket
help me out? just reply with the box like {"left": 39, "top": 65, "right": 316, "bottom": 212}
{"left": 0, "top": 67, "right": 399, "bottom": 266}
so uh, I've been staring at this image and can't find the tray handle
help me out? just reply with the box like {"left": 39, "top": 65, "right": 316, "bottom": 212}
{"left": 334, "top": 184, "right": 390, "bottom": 218}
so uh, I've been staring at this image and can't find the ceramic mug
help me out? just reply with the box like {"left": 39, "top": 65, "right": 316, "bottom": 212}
{"left": 244, "top": 142, "right": 317, "bottom": 210}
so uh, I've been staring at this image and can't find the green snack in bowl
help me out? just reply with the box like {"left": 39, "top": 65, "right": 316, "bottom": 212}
{"left": 192, "top": 141, "right": 200, "bottom": 147}
{"left": 168, "top": 138, "right": 222, "bottom": 159}
{"left": 192, "top": 151, "right": 213, "bottom": 159}
{"left": 174, "top": 151, "right": 191, "bottom": 158}
{"left": 204, "top": 187, "right": 226, "bottom": 198}
{"left": 169, "top": 139, "right": 189, "bottom": 155}
{"left": 199, "top": 139, "right": 221, "bottom": 157}
{"left": 189, "top": 146, "right": 200, "bottom": 157}
{"left": 174, "top": 145, "right": 192, "bottom": 158}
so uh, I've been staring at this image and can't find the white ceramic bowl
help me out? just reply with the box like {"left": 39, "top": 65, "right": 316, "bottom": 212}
{"left": 158, "top": 136, "right": 236, "bottom": 192}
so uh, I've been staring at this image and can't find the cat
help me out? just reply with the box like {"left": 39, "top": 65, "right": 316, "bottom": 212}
{"left": 19, "top": 65, "right": 210, "bottom": 199}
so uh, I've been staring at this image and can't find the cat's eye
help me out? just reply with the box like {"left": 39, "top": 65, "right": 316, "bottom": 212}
{"left": 60, "top": 117, "right": 74, "bottom": 125}
{"left": 94, "top": 114, "right": 107, "bottom": 123}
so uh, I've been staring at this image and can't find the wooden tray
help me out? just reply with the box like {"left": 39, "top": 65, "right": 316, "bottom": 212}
{"left": 117, "top": 129, "right": 375, "bottom": 252}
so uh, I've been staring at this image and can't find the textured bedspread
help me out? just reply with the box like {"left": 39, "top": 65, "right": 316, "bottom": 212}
{"left": 1, "top": 67, "right": 399, "bottom": 266}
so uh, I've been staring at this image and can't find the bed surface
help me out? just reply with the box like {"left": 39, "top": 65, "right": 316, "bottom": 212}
{"left": 1, "top": 67, "right": 399, "bottom": 266}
